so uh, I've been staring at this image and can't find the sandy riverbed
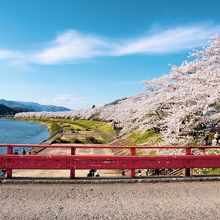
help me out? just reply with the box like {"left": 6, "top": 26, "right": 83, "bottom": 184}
{"left": 1, "top": 181, "right": 220, "bottom": 219}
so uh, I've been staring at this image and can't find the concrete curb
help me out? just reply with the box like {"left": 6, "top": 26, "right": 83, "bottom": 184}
{"left": 2, "top": 176, "right": 220, "bottom": 185}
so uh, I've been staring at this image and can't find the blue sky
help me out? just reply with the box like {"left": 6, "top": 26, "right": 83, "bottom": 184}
{"left": 0, "top": 0, "right": 220, "bottom": 109}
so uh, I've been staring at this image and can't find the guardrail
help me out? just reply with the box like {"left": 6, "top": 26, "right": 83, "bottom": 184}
{"left": 0, "top": 144, "right": 220, "bottom": 179}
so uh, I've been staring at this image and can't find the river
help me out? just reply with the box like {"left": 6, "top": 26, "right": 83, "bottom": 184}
{"left": 0, "top": 118, "right": 50, "bottom": 154}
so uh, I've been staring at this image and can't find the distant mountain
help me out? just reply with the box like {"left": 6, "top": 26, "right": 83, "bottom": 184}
{"left": 0, "top": 104, "right": 30, "bottom": 116}
{"left": 0, "top": 104, "right": 16, "bottom": 115}
{"left": 0, "top": 99, "right": 70, "bottom": 112}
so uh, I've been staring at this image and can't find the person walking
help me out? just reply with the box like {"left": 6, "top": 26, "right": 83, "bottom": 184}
{"left": 94, "top": 170, "right": 100, "bottom": 177}
{"left": 14, "top": 150, "right": 19, "bottom": 154}
{"left": 0, "top": 169, "right": 6, "bottom": 177}
{"left": 22, "top": 148, "right": 26, "bottom": 155}
{"left": 138, "top": 170, "right": 142, "bottom": 177}
{"left": 144, "top": 169, "right": 148, "bottom": 176}
{"left": 87, "top": 170, "right": 93, "bottom": 177}
{"left": 121, "top": 170, "right": 126, "bottom": 176}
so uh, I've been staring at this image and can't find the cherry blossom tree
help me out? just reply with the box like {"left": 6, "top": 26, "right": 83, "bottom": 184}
{"left": 16, "top": 36, "right": 220, "bottom": 144}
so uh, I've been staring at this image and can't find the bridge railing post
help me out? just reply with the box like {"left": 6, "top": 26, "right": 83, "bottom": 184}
{"left": 130, "top": 148, "right": 136, "bottom": 178}
{"left": 70, "top": 147, "right": 76, "bottom": 179}
{"left": 7, "top": 145, "right": 13, "bottom": 178}
{"left": 185, "top": 147, "right": 191, "bottom": 177}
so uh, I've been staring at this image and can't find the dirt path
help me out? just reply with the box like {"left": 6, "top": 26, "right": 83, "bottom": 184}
{"left": 92, "top": 127, "right": 115, "bottom": 142}
{"left": 13, "top": 146, "right": 120, "bottom": 178}
{"left": 28, "top": 129, "right": 63, "bottom": 155}
{"left": 13, "top": 124, "right": 121, "bottom": 178}
{"left": 1, "top": 181, "right": 220, "bottom": 219}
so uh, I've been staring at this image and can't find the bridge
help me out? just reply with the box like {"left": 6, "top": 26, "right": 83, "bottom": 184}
{"left": 1, "top": 144, "right": 220, "bottom": 179}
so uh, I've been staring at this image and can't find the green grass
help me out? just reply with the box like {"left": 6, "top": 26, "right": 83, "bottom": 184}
{"left": 70, "top": 123, "right": 86, "bottom": 131}
{"left": 74, "top": 119, "right": 114, "bottom": 135}
{"left": 193, "top": 168, "right": 220, "bottom": 175}
{"left": 149, "top": 150, "right": 157, "bottom": 156}
{"left": 207, "top": 168, "right": 220, "bottom": 175}
{"left": 16, "top": 117, "right": 115, "bottom": 144}
{"left": 129, "top": 130, "right": 163, "bottom": 146}
{"left": 50, "top": 122, "right": 61, "bottom": 136}
{"left": 186, "top": 140, "right": 199, "bottom": 147}
{"left": 16, "top": 117, "right": 164, "bottom": 146}
{"left": 54, "top": 136, "right": 106, "bottom": 144}
{"left": 34, "top": 118, "right": 114, "bottom": 134}
{"left": 63, "top": 123, "right": 86, "bottom": 132}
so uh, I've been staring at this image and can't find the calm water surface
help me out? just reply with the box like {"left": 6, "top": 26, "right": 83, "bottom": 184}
{"left": 0, "top": 119, "right": 50, "bottom": 154}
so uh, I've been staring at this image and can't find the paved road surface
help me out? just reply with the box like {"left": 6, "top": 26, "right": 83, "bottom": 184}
{"left": 1, "top": 181, "right": 220, "bottom": 219}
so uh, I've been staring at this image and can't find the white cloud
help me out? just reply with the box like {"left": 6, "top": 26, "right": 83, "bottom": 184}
{"left": 115, "top": 25, "right": 220, "bottom": 55}
{"left": 0, "top": 50, "right": 14, "bottom": 59}
{"left": 32, "top": 30, "right": 115, "bottom": 64}
{"left": 41, "top": 93, "right": 94, "bottom": 109}
{"left": 0, "top": 50, "right": 23, "bottom": 60}
{"left": 53, "top": 93, "right": 84, "bottom": 105}
{"left": 0, "top": 24, "right": 219, "bottom": 66}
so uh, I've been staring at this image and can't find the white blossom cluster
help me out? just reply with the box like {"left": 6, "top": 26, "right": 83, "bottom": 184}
{"left": 15, "top": 36, "right": 220, "bottom": 144}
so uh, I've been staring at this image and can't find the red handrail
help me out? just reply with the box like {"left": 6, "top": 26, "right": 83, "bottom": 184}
{"left": 0, "top": 143, "right": 219, "bottom": 149}
{"left": 0, "top": 143, "right": 219, "bottom": 179}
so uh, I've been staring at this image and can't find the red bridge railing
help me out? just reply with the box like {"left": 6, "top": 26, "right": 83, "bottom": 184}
{"left": 0, "top": 144, "right": 220, "bottom": 179}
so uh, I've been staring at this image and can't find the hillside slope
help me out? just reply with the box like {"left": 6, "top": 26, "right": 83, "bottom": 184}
{"left": 0, "top": 104, "right": 16, "bottom": 115}
{"left": 0, "top": 104, "right": 30, "bottom": 115}
{"left": 0, "top": 99, "right": 70, "bottom": 112}
{"left": 15, "top": 36, "right": 220, "bottom": 144}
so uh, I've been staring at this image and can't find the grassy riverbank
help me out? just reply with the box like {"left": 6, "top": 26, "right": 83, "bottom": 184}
{"left": 15, "top": 117, "right": 115, "bottom": 144}
{"left": 14, "top": 117, "right": 163, "bottom": 146}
